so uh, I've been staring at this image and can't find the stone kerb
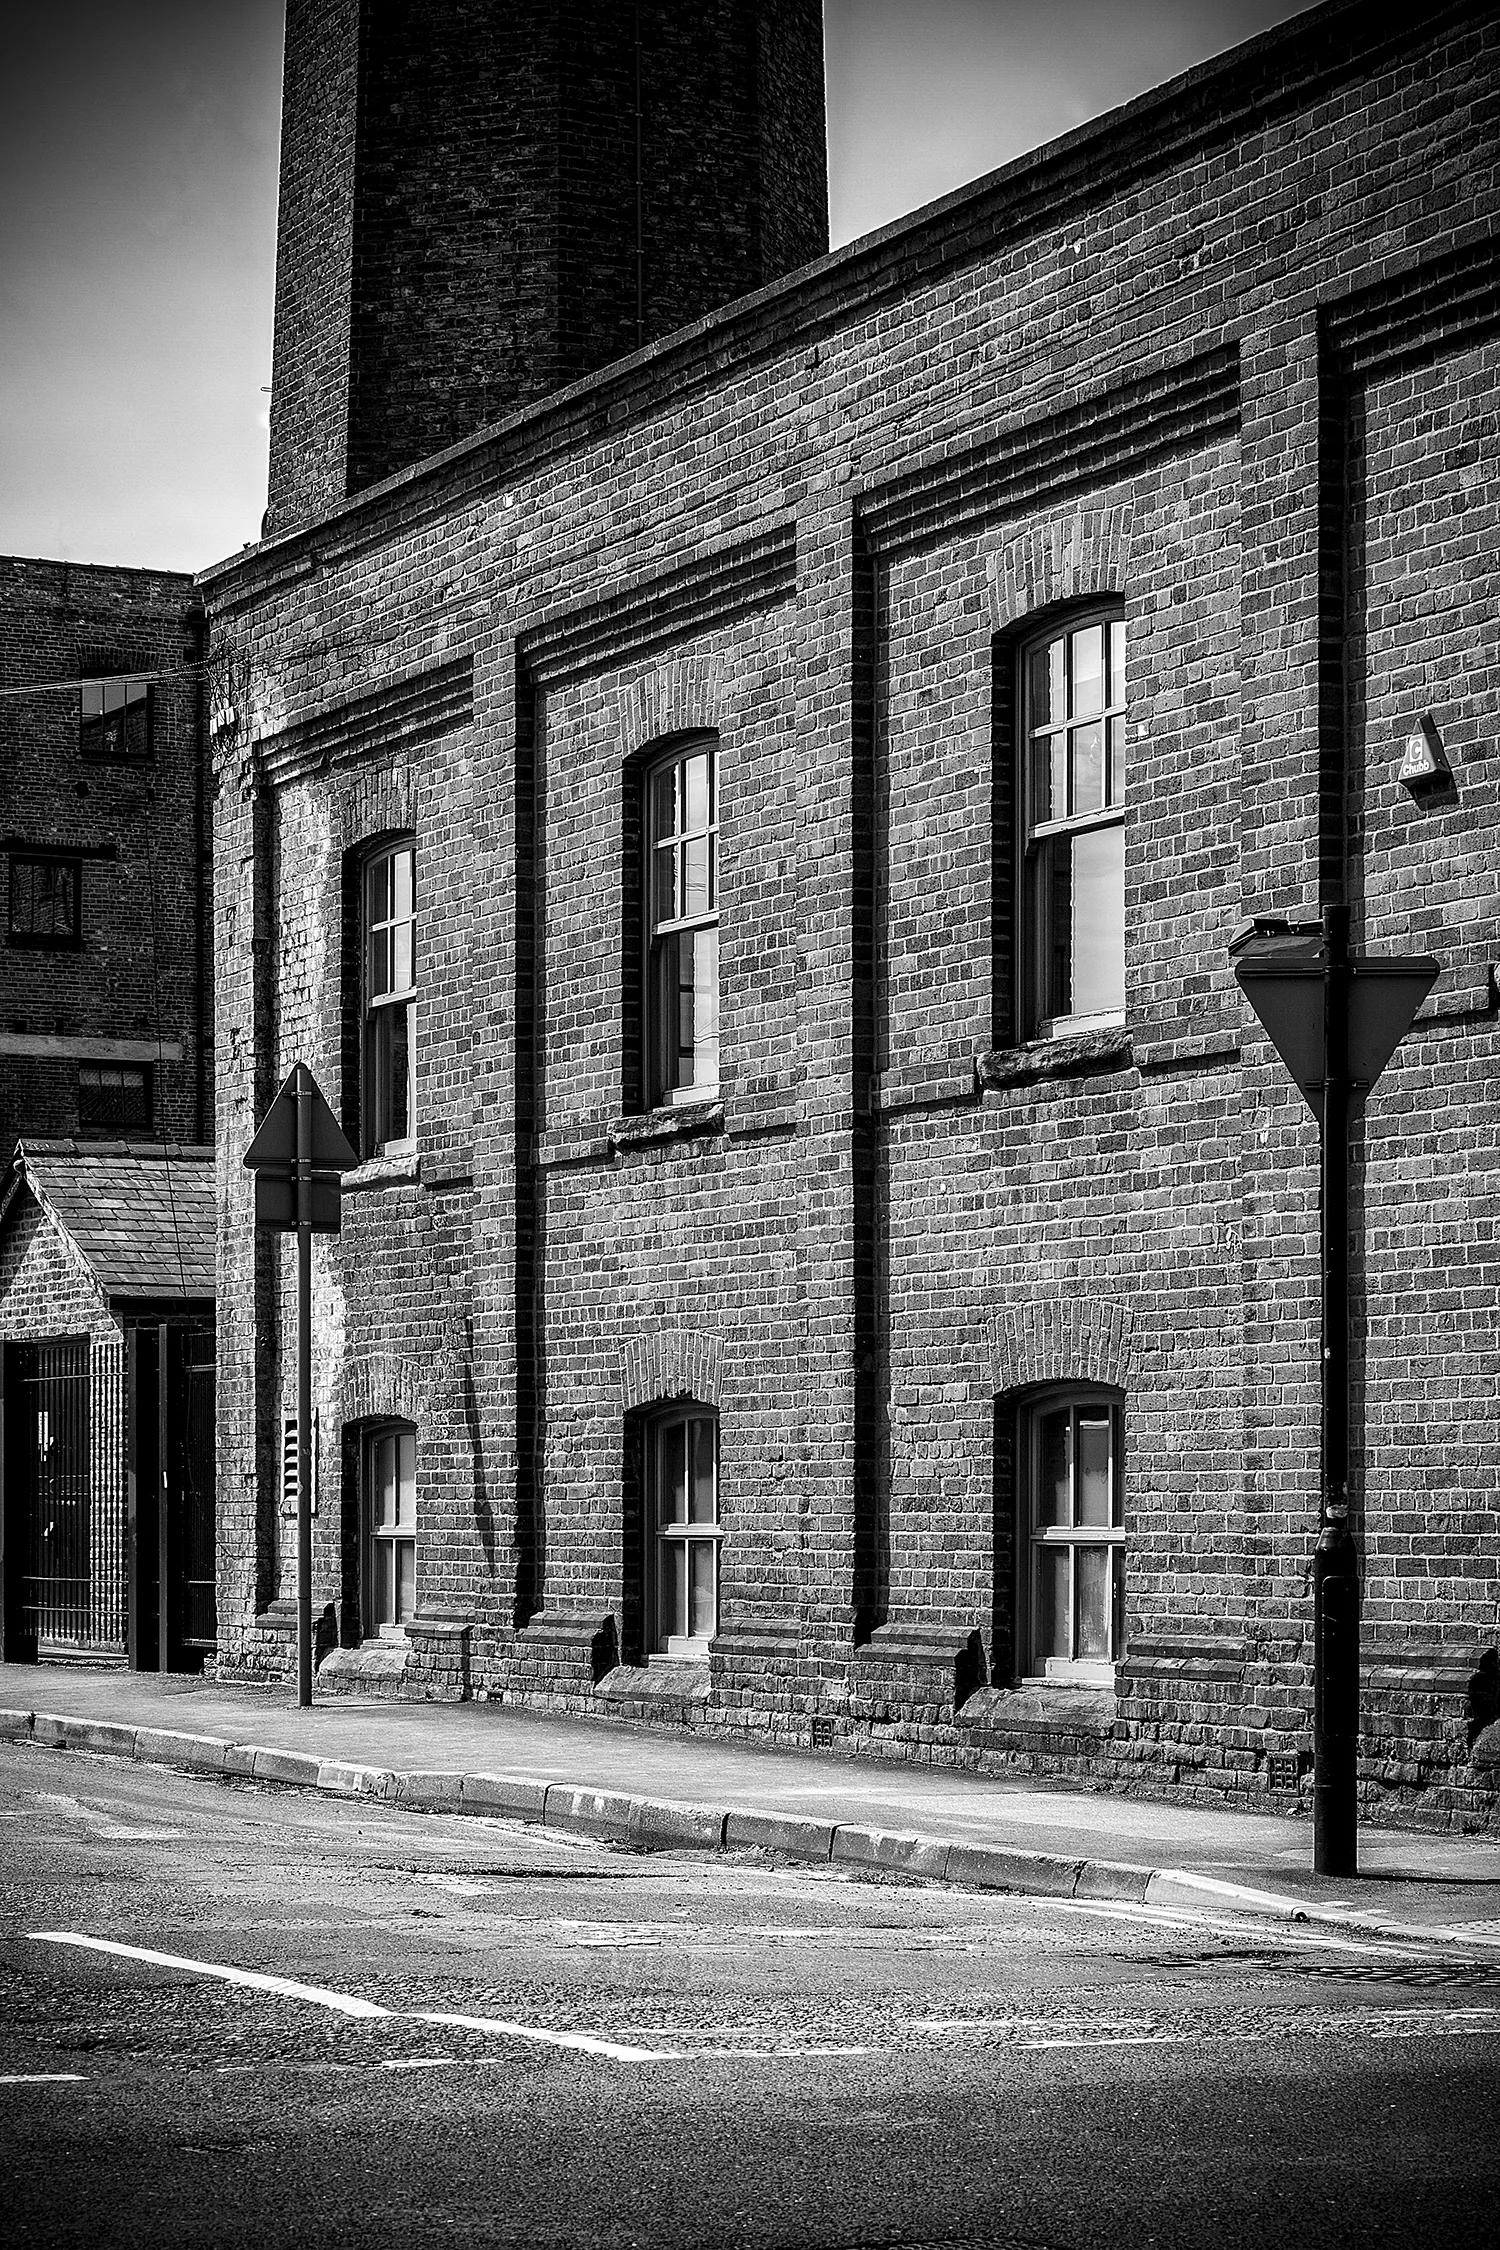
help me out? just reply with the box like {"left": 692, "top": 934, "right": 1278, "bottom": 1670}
{"left": 988, "top": 1296, "right": 1135, "bottom": 1399}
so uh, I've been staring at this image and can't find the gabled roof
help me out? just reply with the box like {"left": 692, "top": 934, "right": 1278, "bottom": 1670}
{"left": 3, "top": 1141, "right": 215, "bottom": 1306}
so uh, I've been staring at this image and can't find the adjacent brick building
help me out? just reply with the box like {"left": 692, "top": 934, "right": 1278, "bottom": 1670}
{"left": 0, "top": 557, "right": 211, "bottom": 1156}
{"left": 203, "top": 0, "right": 1500, "bottom": 1825}
{"left": 0, "top": 560, "right": 215, "bottom": 1669}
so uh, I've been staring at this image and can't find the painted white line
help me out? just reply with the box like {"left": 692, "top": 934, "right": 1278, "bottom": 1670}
{"left": 28, "top": 1934, "right": 390, "bottom": 2019}
{"left": 413, "top": 1875, "right": 489, "bottom": 1899}
{"left": 29, "top": 1935, "right": 683, "bottom": 2063}
{"left": 379, "top": 2057, "right": 460, "bottom": 2071}
{"left": 409, "top": 2009, "right": 682, "bottom": 2063}
{"left": 0, "top": 2072, "right": 86, "bottom": 2084}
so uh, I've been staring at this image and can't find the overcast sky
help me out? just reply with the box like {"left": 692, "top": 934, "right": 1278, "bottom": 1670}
{"left": 0, "top": 1, "right": 1312, "bottom": 575}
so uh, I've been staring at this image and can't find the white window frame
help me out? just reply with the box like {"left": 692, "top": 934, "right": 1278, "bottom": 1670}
{"left": 1019, "top": 609, "right": 1127, "bottom": 1039}
{"left": 644, "top": 737, "right": 719, "bottom": 1107}
{"left": 363, "top": 1422, "right": 417, "bottom": 1640}
{"left": 645, "top": 1404, "right": 722, "bottom": 1658}
{"left": 362, "top": 837, "right": 416, "bottom": 1157}
{"left": 1019, "top": 1389, "right": 1125, "bottom": 1686}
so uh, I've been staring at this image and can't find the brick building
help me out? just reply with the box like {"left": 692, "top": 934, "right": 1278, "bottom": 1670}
{"left": 0, "top": 557, "right": 211, "bottom": 1155}
{"left": 202, "top": 0, "right": 1500, "bottom": 1823}
{"left": 0, "top": 560, "right": 216, "bottom": 1669}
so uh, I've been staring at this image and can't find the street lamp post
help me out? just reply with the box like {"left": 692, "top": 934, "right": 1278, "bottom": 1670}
{"left": 1231, "top": 910, "right": 1437, "bottom": 1878}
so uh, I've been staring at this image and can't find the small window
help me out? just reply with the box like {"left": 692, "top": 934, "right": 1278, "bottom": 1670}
{"left": 646, "top": 1405, "right": 721, "bottom": 1657}
{"left": 78, "top": 1063, "right": 152, "bottom": 1133}
{"left": 362, "top": 839, "right": 415, "bottom": 1156}
{"left": 8, "top": 855, "right": 81, "bottom": 946}
{"left": 1020, "top": 612, "right": 1126, "bottom": 1036}
{"left": 645, "top": 739, "right": 719, "bottom": 1105}
{"left": 1020, "top": 1391, "right": 1124, "bottom": 1683}
{"left": 363, "top": 1424, "right": 416, "bottom": 1636}
{"left": 81, "top": 676, "right": 152, "bottom": 761}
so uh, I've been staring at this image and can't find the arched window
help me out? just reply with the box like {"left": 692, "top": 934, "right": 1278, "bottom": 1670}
{"left": 644, "top": 737, "right": 719, "bottom": 1105}
{"left": 1019, "top": 610, "right": 1126, "bottom": 1036}
{"left": 645, "top": 1403, "right": 720, "bottom": 1656}
{"left": 363, "top": 1422, "right": 416, "bottom": 1636}
{"left": 362, "top": 837, "right": 416, "bottom": 1155}
{"left": 1019, "top": 1390, "right": 1124, "bottom": 1682}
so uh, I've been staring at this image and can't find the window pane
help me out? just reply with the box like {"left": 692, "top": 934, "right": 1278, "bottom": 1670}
{"left": 103, "top": 679, "right": 126, "bottom": 716}
{"left": 690, "top": 926, "right": 719, "bottom": 1090}
{"left": 659, "top": 1538, "right": 685, "bottom": 1645}
{"left": 374, "top": 1435, "right": 396, "bottom": 1528}
{"left": 1109, "top": 619, "right": 1126, "bottom": 710}
{"left": 366, "top": 854, "right": 390, "bottom": 929}
{"left": 689, "top": 1539, "right": 715, "bottom": 1640}
{"left": 683, "top": 752, "right": 709, "bottom": 834}
{"left": 1076, "top": 1546, "right": 1111, "bottom": 1658}
{"left": 690, "top": 1417, "right": 715, "bottom": 1523}
{"left": 374, "top": 1538, "right": 393, "bottom": 1628}
{"left": 1072, "top": 720, "right": 1104, "bottom": 816}
{"left": 653, "top": 842, "right": 677, "bottom": 930}
{"left": 1070, "top": 822, "right": 1124, "bottom": 1019}
{"left": 1036, "top": 1409, "right": 1070, "bottom": 1526}
{"left": 1027, "top": 642, "right": 1056, "bottom": 730}
{"left": 1077, "top": 1414, "right": 1112, "bottom": 1527}
{"left": 1108, "top": 715, "right": 1126, "bottom": 808}
{"left": 659, "top": 1421, "right": 687, "bottom": 1523}
{"left": 81, "top": 682, "right": 103, "bottom": 721}
{"left": 1035, "top": 1546, "right": 1069, "bottom": 1662}
{"left": 396, "top": 1538, "right": 416, "bottom": 1624}
{"left": 391, "top": 917, "right": 413, "bottom": 996}
{"left": 683, "top": 834, "right": 710, "bottom": 917}
{"left": 397, "top": 1431, "right": 416, "bottom": 1528}
{"left": 651, "top": 763, "right": 676, "bottom": 843}
{"left": 392, "top": 847, "right": 413, "bottom": 924}
{"left": 1030, "top": 733, "right": 1061, "bottom": 827}
{"left": 368, "top": 924, "right": 390, "bottom": 1001}
{"left": 1071, "top": 624, "right": 1103, "bottom": 717}
{"left": 388, "top": 1001, "right": 411, "bottom": 1141}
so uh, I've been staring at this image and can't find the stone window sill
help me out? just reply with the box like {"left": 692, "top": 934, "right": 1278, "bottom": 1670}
{"left": 609, "top": 1100, "right": 724, "bottom": 1151}
{"left": 978, "top": 1026, "right": 1134, "bottom": 1091}
{"left": 343, "top": 1150, "right": 421, "bottom": 1194}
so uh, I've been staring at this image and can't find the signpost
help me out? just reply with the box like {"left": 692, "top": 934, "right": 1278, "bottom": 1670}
{"left": 1231, "top": 907, "right": 1439, "bottom": 1877}
{"left": 243, "top": 1064, "right": 357, "bottom": 1708}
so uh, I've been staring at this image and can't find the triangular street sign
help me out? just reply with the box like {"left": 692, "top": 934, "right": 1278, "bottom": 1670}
{"left": 1234, "top": 956, "right": 1325, "bottom": 1108}
{"left": 1347, "top": 958, "right": 1440, "bottom": 1088}
{"left": 244, "top": 1064, "right": 357, "bottom": 1175}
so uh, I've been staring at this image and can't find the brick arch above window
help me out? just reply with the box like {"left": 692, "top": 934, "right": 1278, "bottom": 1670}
{"left": 614, "top": 654, "right": 728, "bottom": 761}
{"left": 989, "top": 1296, "right": 1135, "bottom": 1399}
{"left": 339, "top": 1349, "right": 428, "bottom": 1432}
{"left": 620, "top": 1328, "right": 723, "bottom": 1412}
{"left": 982, "top": 502, "right": 1134, "bottom": 636}
{"left": 333, "top": 760, "right": 421, "bottom": 859}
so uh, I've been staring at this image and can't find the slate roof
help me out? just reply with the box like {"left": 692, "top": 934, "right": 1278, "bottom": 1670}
{"left": 6, "top": 1141, "right": 216, "bottom": 1305}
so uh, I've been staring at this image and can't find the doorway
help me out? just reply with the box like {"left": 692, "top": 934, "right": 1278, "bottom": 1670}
{"left": 1, "top": 1337, "right": 95, "bottom": 1662}
{"left": 127, "top": 1317, "right": 216, "bottom": 1672}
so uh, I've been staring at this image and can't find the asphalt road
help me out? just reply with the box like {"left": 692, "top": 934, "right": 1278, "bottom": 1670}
{"left": 1, "top": 1743, "right": 1498, "bottom": 2250}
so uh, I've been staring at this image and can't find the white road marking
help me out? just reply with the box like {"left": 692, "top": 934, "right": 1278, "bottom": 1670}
{"left": 29, "top": 1934, "right": 681, "bottom": 2062}
{"left": 33, "top": 1793, "right": 184, "bottom": 1843}
{"left": 409, "top": 2009, "right": 682, "bottom": 2062}
{"left": 413, "top": 1875, "right": 490, "bottom": 1898}
{"left": 0, "top": 2073, "right": 86, "bottom": 2085}
{"left": 1053, "top": 1897, "right": 1463, "bottom": 1960}
{"left": 29, "top": 1934, "right": 388, "bottom": 2019}
{"left": 379, "top": 2057, "right": 460, "bottom": 2071}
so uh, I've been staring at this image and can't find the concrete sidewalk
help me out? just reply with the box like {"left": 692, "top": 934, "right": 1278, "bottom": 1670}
{"left": 3, "top": 1663, "right": 1499, "bottom": 1945}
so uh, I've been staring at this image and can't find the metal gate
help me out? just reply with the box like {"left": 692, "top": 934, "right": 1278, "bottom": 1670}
{"left": 3, "top": 1339, "right": 94, "bottom": 1654}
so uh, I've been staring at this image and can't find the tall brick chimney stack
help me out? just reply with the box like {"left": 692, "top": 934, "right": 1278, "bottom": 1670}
{"left": 265, "top": 0, "right": 828, "bottom": 536}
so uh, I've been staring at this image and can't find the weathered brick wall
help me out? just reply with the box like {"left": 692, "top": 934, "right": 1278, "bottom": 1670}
{"left": 207, "top": 0, "right": 1500, "bottom": 1822}
{"left": 0, "top": 557, "right": 208, "bottom": 1160}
